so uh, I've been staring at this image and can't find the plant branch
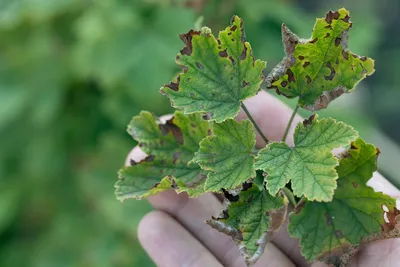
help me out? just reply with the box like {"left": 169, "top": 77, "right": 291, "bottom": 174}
{"left": 282, "top": 187, "right": 297, "bottom": 207}
{"left": 241, "top": 102, "right": 269, "bottom": 144}
{"left": 282, "top": 104, "right": 300, "bottom": 142}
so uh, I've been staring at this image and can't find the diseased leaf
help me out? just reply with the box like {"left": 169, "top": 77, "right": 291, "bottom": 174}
{"left": 193, "top": 119, "right": 256, "bottom": 191}
{"left": 288, "top": 139, "right": 397, "bottom": 265}
{"left": 207, "top": 183, "right": 287, "bottom": 266}
{"left": 115, "top": 111, "right": 210, "bottom": 200}
{"left": 161, "top": 16, "right": 266, "bottom": 123}
{"left": 255, "top": 115, "right": 358, "bottom": 201}
{"left": 266, "top": 8, "right": 375, "bottom": 111}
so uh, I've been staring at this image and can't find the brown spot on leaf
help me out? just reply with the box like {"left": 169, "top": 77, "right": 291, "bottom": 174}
{"left": 242, "top": 182, "right": 252, "bottom": 191}
{"left": 219, "top": 49, "right": 228, "bottom": 57}
{"left": 280, "top": 81, "right": 288, "bottom": 87}
{"left": 247, "top": 194, "right": 254, "bottom": 203}
{"left": 376, "top": 148, "right": 381, "bottom": 156}
{"left": 159, "top": 119, "right": 183, "bottom": 145}
{"left": 303, "top": 114, "right": 316, "bottom": 127}
{"left": 242, "top": 80, "right": 250, "bottom": 88}
{"left": 350, "top": 143, "right": 358, "bottom": 150}
{"left": 130, "top": 159, "right": 137, "bottom": 166}
{"left": 309, "top": 37, "right": 318, "bottom": 44}
{"left": 222, "top": 189, "right": 239, "bottom": 202}
{"left": 325, "top": 33, "right": 331, "bottom": 38}
{"left": 360, "top": 56, "right": 368, "bottom": 62}
{"left": 325, "top": 24, "right": 333, "bottom": 30}
{"left": 342, "top": 15, "right": 351, "bottom": 23}
{"left": 240, "top": 44, "right": 247, "bottom": 60}
{"left": 383, "top": 208, "right": 400, "bottom": 231}
{"left": 165, "top": 77, "right": 180, "bottom": 91}
{"left": 196, "top": 62, "right": 204, "bottom": 69}
{"left": 207, "top": 128, "right": 212, "bottom": 135}
{"left": 231, "top": 25, "right": 237, "bottom": 31}
{"left": 325, "top": 212, "right": 333, "bottom": 226}
{"left": 229, "top": 56, "right": 236, "bottom": 65}
{"left": 179, "top": 30, "right": 200, "bottom": 56}
{"left": 150, "top": 182, "right": 160, "bottom": 189}
{"left": 325, "top": 10, "right": 340, "bottom": 24}
{"left": 306, "top": 75, "right": 312, "bottom": 84}
{"left": 286, "top": 69, "right": 296, "bottom": 82}
{"left": 324, "top": 62, "right": 336, "bottom": 81}
{"left": 298, "top": 55, "right": 305, "bottom": 60}
{"left": 342, "top": 50, "right": 349, "bottom": 60}
{"left": 303, "top": 61, "right": 310, "bottom": 68}
{"left": 335, "top": 37, "right": 341, "bottom": 47}
{"left": 352, "top": 181, "right": 358, "bottom": 188}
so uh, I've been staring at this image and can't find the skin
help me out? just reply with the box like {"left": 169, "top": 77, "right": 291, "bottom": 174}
{"left": 127, "top": 91, "right": 400, "bottom": 267}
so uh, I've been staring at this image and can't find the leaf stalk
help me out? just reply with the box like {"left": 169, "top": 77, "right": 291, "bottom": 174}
{"left": 241, "top": 103, "right": 269, "bottom": 144}
{"left": 282, "top": 104, "right": 300, "bottom": 142}
{"left": 282, "top": 187, "right": 297, "bottom": 206}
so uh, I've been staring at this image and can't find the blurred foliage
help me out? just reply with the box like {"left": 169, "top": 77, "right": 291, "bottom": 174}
{"left": 0, "top": 0, "right": 399, "bottom": 266}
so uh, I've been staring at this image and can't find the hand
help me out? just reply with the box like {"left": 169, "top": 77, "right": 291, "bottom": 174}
{"left": 128, "top": 92, "right": 400, "bottom": 267}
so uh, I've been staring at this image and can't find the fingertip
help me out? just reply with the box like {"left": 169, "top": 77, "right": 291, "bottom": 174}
{"left": 137, "top": 210, "right": 169, "bottom": 246}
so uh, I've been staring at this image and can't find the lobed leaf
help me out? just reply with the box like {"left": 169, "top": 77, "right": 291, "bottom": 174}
{"left": 207, "top": 183, "right": 287, "bottom": 266}
{"left": 115, "top": 111, "right": 211, "bottom": 200}
{"left": 161, "top": 16, "right": 266, "bottom": 123}
{"left": 255, "top": 115, "right": 358, "bottom": 201}
{"left": 288, "top": 139, "right": 397, "bottom": 265}
{"left": 193, "top": 119, "right": 256, "bottom": 191}
{"left": 266, "top": 8, "right": 375, "bottom": 111}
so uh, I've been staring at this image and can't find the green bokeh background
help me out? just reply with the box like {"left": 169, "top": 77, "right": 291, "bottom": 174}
{"left": 1, "top": 0, "right": 399, "bottom": 266}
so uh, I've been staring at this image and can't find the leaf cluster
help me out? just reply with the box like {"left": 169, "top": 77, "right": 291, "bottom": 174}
{"left": 116, "top": 8, "right": 399, "bottom": 266}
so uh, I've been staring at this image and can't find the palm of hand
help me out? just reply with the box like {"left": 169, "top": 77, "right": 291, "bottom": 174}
{"left": 129, "top": 92, "right": 400, "bottom": 267}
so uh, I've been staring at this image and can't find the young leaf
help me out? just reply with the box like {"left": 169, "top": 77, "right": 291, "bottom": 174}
{"left": 193, "top": 119, "right": 256, "bottom": 191}
{"left": 288, "top": 139, "right": 397, "bottom": 264}
{"left": 254, "top": 115, "right": 358, "bottom": 201}
{"left": 266, "top": 8, "right": 375, "bottom": 111}
{"left": 207, "top": 183, "right": 287, "bottom": 266}
{"left": 161, "top": 16, "right": 266, "bottom": 123}
{"left": 115, "top": 111, "right": 210, "bottom": 200}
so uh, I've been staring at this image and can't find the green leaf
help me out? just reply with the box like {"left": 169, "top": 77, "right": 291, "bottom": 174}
{"left": 161, "top": 16, "right": 266, "bottom": 123}
{"left": 207, "top": 183, "right": 287, "bottom": 266}
{"left": 288, "top": 139, "right": 396, "bottom": 264}
{"left": 266, "top": 8, "right": 375, "bottom": 111}
{"left": 193, "top": 119, "right": 256, "bottom": 191}
{"left": 255, "top": 115, "right": 358, "bottom": 201}
{"left": 115, "top": 111, "right": 211, "bottom": 200}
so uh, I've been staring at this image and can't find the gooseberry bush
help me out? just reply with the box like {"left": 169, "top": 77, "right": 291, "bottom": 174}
{"left": 115, "top": 8, "right": 400, "bottom": 266}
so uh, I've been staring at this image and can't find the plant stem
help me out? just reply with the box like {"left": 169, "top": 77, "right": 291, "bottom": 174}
{"left": 282, "top": 104, "right": 300, "bottom": 142}
{"left": 241, "top": 103, "right": 269, "bottom": 144}
{"left": 282, "top": 187, "right": 297, "bottom": 207}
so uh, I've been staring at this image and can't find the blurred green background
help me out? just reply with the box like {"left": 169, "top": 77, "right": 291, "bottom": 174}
{"left": 1, "top": 0, "right": 399, "bottom": 266}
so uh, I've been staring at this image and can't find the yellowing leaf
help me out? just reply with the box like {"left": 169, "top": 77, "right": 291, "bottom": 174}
{"left": 255, "top": 115, "right": 358, "bottom": 201}
{"left": 288, "top": 139, "right": 397, "bottom": 264}
{"left": 207, "top": 183, "right": 287, "bottom": 266}
{"left": 115, "top": 111, "right": 210, "bottom": 201}
{"left": 161, "top": 16, "right": 266, "bottom": 123}
{"left": 193, "top": 119, "right": 256, "bottom": 191}
{"left": 266, "top": 8, "right": 375, "bottom": 110}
